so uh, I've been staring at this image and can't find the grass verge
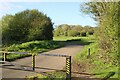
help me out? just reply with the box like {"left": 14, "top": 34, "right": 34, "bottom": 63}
{"left": 1, "top": 40, "right": 63, "bottom": 61}
{"left": 26, "top": 71, "right": 66, "bottom": 80}
{"left": 74, "top": 43, "right": 118, "bottom": 79}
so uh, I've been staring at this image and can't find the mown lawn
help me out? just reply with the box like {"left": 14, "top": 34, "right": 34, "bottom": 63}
{"left": 53, "top": 36, "right": 82, "bottom": 41}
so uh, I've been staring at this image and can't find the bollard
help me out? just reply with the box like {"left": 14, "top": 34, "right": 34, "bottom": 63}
{"left": 66, "top": 56, "right": 71, "bottom": 80}
{"left": 87, "top": 48, "right": 90, "bottom": 58}
{"left": 4, "top": 52, "right": 7, "bottom": 62}
{"left": 32, "top": 54, "right": 35, "bottom": 71}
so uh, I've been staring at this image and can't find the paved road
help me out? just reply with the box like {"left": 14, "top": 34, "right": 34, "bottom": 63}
{"left": 1, "top": 44, "right": 84, "bottom": 78}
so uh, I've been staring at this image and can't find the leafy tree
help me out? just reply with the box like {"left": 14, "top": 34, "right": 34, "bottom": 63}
{"left": 54, "top": 24, "right": 94, "bottom": 37}
{"left": 2, "top": 9, "right": 53, "bottom": 44}
{"left": 61, "top": 24, "right": 71, "bottom": 36}
{"left": 0, "top": 15, "right": 14, "bottom": 44}
{"left": 54, "top": 24, "right": 71, "bottom": 36}
{"left": 81, "top": 2, "right": 119, "bottom": 64}
{"left": 54, "top": 26, "right": 63, "bottom": 36}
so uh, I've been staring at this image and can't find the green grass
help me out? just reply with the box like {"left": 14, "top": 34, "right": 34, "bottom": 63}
{"left": 53, "top": 36, "right": 82, "bottom": 41}
{"left": 53, "top": 36, "right": 95, "bottom": 41}
{"left": 75, "top": 42, "right": 118, "bottom": 79}
{"left": 53, "top": 36, "right": 95, "bottom": 45}
{"left": 26, "top": 71, "right": 66, "bottom": 80}
{"left": 1, "top": 36, "right": 94, "bottom": 61}
{"left": 1, "top": 40, "right": 63, "bottom": 61}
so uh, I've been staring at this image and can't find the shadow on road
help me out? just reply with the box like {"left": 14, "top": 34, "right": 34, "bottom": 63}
{"left": 2, "top": 64, "right": 103, "bottom": 76}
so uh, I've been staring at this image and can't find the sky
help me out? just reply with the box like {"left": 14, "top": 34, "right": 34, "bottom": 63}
{"left": 0, "top": 2, "right": 97, "bottom": 27}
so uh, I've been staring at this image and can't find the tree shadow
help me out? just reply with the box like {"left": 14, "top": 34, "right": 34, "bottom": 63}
{"left": 54, "top": 38, "right": 93, "bottom": 46}
{"left": 2, "top": 64, "right": 116, "bottom": 80}
{"left": 2, "top": 63, "right": 104, "bottom": 76}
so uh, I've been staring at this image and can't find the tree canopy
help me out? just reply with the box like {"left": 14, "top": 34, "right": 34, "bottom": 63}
{"left": 54, "top": 24, "right": 95, "bottom": 37}
{"left": 81, "top": 2, "right": 119, "bottom": 64}
{"left": 1, "top": 9, "right": 53, "bottom": 44}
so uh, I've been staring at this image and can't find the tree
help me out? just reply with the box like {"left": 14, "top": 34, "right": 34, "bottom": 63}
{"left": 81, "top": 2, "right": 119, "bottom": 64}
{"left": 0, "top": 15, "right": 14, "bottom": 44}
{"left": 54, "top": 24, "right": 95, "bottom": 37}
{"left": 2, "top": 9, "right": 53, "bottom": 44}
{"left": 54, "top": 24, "right": 71, "bottom": 36}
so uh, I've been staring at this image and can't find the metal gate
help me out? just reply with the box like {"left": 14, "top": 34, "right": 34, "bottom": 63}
{"left": 1, "top": 51, "right": 71, "bottom": 80}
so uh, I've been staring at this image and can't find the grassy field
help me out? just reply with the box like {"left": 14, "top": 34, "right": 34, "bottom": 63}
{"left": 53, "top": 36, "right": 95, "bottom": 45}
{"left": 53, "top": 36, "right": 82, "bottom": 41}
{"left": 1, "top": 36, "right": 90, "bottom": 61}
{"left": 75, "top": 42, "right": 118, "bottom": 79}
{"left": 1, "top": 40, "right": 63, "bottom": 61}
{"left": 53, "top": 36, "right": 95, "bottom": 42}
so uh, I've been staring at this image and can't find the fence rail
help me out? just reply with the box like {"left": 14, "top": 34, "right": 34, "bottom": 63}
{"left": 0, "top": 51, "right": 28, "bottom": 54}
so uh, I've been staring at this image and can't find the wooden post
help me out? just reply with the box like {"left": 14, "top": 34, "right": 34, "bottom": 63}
{"left": 4, "top": 52, "right": 7, "bottom": 62}
{"left": 32, "top": 54, "right": 35, "bottom": 71}
{"left": 66, "top": 56, "right": 71, "bottom": 80}
{"left": 87, "top": 48, "right": 90, "bottom": 58}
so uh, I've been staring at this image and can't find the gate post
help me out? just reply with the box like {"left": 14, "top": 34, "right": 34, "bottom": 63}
{"left": 66, "top": 56, "right": 71, "bottom": 80}
{"left": 32, "top": 54, "right": 35, "bottom": 71}
{"left": 87, "top": 48, "right": 90, "bottom": 58}
{"left": 4, "top": 52, "right": 7, "bottom": 62}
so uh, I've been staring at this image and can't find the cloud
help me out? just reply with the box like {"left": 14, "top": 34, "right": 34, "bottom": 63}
{"left": 0, "top": 2, "right": 24, "bottom": 11}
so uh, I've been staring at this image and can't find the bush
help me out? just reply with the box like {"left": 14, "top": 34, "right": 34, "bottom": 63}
{"left": 1, "top": 9, "right": 53, "bottom": 45}
{"left": 81, "top": 32, "right": 86, "bottom": 36}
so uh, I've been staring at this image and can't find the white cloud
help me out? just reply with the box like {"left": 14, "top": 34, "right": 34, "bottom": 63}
{"left": 0, "top": 2, "right": 24, "bottom": 18}
{"left": 0, "top": 2, "right": 24, "bottom": 11}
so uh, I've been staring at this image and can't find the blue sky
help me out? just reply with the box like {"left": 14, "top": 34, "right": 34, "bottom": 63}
{"left": 0, "top": 2, "right": 97, "bottom": 27}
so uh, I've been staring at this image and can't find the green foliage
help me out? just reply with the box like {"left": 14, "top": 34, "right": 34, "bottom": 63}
{"left": 81, "top": 31, "right": 86, "bottom": 37}
{"left": 53, "top": 36, "right": 82, "bottom": 41}
{"left": 78, "top": 2, "right": 119, "bottom": 78}
{"left": 3, "top": 40, "right": 61, "bottom": 52}
{"left": 75, "top": 43, "right": 99, "bottom": 61}
{"left": 75, "top": 43, "right": 118, "bottom": 78}
{"left": 54, "top": 24, "right": 95, "bottom": 37}
{"left": 68, "top": 30, "right": 80, "bottom": 37}
{"left": 27, "top": 71, "right": 66, "bottom": 80}
{"left": 0, "top": 15, "right": 14, "bottom": 44}
{"left": 1, "top": 9, "right": 53, "bottom": 45}
{"left": 1, "top": 40, "right": 62, "bottom": 61}
{"left": 81, "top": 2, "right": 119, "bottom": 65}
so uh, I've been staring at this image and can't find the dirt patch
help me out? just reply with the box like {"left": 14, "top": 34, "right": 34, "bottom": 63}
{"left": 71, "top": 60, "right": 97, "bottom": 80}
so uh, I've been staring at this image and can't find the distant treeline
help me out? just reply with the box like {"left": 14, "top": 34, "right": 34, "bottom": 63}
{"left": 54, "top": 24, "right": 96, "bottom": 37}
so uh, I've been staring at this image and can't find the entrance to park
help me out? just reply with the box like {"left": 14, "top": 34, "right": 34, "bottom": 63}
{"left": 1, "top": 51, "right": 71, "bottom": 80}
